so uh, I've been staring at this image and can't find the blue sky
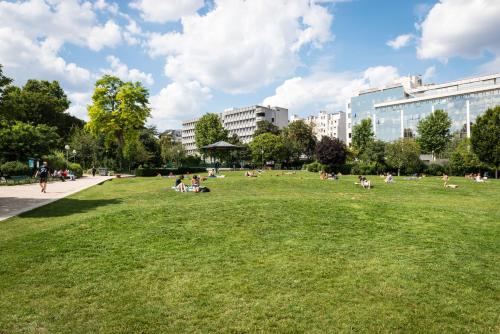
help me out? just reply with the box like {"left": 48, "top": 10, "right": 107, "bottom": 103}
{"left": 1, "top": 0, "right": 499, "bottom": 130}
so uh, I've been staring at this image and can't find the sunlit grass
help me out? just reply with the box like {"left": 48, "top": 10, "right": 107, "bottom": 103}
{"left": 1, "top": 172, "right": 499, "bottom": 333}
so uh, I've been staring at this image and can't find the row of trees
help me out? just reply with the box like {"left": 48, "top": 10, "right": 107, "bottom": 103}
{"left": 0, "top": 64, "right": 195, "bottom": 174}
{"left": 349, "top": 108, "right": 499, "bottom": 177}
{"left": 191, "top": 107, "right": 499, "bottom": 178}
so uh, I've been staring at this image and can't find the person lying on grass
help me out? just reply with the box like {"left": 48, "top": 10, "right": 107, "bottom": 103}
{"left": 175, "top": 175, "right": 186, "bottom": 192}
{"left": 245, "top": 171, "right": 258, "bottom": 177}
{"left": 443, "top": 173, "right": 458, "bottom": 189}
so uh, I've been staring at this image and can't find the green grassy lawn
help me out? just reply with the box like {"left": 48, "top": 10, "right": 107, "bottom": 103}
{"left": 1, "top": 172, "right": 499, "bottom": 333}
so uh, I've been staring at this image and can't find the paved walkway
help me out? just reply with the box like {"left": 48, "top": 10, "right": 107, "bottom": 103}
{"left": 0, "top": 175, "right": 115, "bottom": 221}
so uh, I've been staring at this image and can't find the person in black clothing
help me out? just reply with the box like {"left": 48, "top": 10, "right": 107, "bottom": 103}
{"left": 92, "top": 166, "right": 97, "bottom": 177}
{"left": 35, "top": 161, "right": 49, "bottom": 193}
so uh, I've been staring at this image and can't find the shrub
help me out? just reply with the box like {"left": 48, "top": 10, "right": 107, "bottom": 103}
{"left": 135, "top": 167, "right": 207, "bottom": 177}
{"left": 305, "top": 161, "right": 327, "bottom": 173}
{"left": 68, "top": 163, "right": 83, "bottom": 177}
{"left": 424, "top": 163, "right": 447, "bottom": 176}
{"left": 1, "top": 161, "right": 30, "bottom": 176}
{"left": 42, "top": 151, "right": 67, "bottom": 170}
{"left": 351, "top": 162, "right": 385, "bottom": 175}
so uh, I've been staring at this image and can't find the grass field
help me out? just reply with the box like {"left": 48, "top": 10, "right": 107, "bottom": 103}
{"left": 1, "top": 172, "right": 499, "bottom": 333}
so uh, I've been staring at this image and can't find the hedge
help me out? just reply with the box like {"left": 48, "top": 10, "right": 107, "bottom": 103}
{"left": 68, "top": 163, "right": 83, "bottom": 177}
{"left": 135, "top": 167, "right": 207, "bottom": 177}
{"left": 1, "top": 161, "right": 30, "bottom": 176}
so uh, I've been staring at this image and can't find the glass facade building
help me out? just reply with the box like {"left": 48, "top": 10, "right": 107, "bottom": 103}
{"left": 349, "top": 73, "right": 500, "bottom": 142}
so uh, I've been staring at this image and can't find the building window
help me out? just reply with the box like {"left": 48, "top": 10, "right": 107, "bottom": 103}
{"left": 271, "top": 117, "right": 275, "bottom": 122}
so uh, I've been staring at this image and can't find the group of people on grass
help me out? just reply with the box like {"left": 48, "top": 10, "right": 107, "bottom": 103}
{"left": 174, "top": 174, "right": 209, "bottom": 193}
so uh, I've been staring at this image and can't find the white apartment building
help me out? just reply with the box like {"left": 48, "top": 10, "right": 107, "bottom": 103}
{"left": 292, "top": 111, "right": 347, "bottom": 143}
{"left": 181, "top": 119, "right": 198, "bottom": 155}
{"left": 181, "top": 105, "right": 289, "bottom": 155}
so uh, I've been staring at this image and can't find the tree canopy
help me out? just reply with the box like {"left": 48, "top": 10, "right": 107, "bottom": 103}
{"left": 194, "top": 113, "right": 228, "bottom": 149}
{"left": 282, "top": 120, "right": 316, "bottom": 161}
{"left": 352, "top": 118, "right": 374, "bottom": 154}
{"left": 471, "top": 106, "right": 500, "bottom": 178}
{"left": 249, "top": 132, "right": 285, "bottom": 166}
{"left": 86, "top": 75, "right": 151, "bottom": 166}
{"left": 254, "top": 120, "right": 280, "bottom": 136}
{"left": 315, "top": 136, "right": 347, "bottom": 173}
{"left": 385, "top": 138, "right": 421, "bottom": 176}
{"left": 0, "top": 79, "right": 82, "bottom": 138}
{"left": 416, "top": 109, "right": 451, "bottom": 158}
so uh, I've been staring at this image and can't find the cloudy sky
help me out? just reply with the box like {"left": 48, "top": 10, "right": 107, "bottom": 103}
{"left": 1, "top": 0, "right": 499, "bottom": 130}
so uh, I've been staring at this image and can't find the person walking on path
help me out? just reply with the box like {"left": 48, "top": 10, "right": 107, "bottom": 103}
{"left": 35, "top": 161, "right": 49, "bottom": 193}
{"left": 92, "top": 166, "right": 97, "bottom": 177}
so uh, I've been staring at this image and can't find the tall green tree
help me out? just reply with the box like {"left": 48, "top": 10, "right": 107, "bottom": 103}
{"left": 471, "top": 106, "right": 500, "bottom": 178}
{"left": 282, "top": 120, "right": 316, "bottom": 161}
{"left": 249, "top": 132, "right": 285, "bottom": 166}
{"left": 159, "top": 132, "right": 185, "bottom": 166}
{"left": 86, "top": 75, "right": 150, "bottom": 168}
{"left": 0, "top": 64, "right": 13, "bottom": 105}
{"left": 449, "top": 138, "right": 483, "bottom": 176}
{"left": 194, "top": 113, "right": 228, "bottom": 149}
{"left": 385, "top": 138, "right": 421, "bottom": 176}
{"left": 0, "top": 121, "right": 60, "bottom": 161}
{"left": 416, "top": 109, "right": 451, "bottom": 159}
{"left": 0, "top": 79, "right": 82, "bottom": 138}
{"left": 254, "top": 120, "right": 280, "bottom": 136}
{"left": 352, "top": 118, "right": 374, "bottom": 155}
{"left": 69, "top": 127, "right": 102, "bottom": 168}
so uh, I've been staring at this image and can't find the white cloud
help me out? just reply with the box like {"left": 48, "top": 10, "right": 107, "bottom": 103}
{"left": 150, "top": 81, "right": 212, "bottom": 130}
{"left": 263, "top": 66, "right": 400, "bottom": 114}
{"left": 386, "top": 34, "right": 414, "bottom": 50}
{"left": 0, "top": 27, "right": 90, "bottom": 87}
{"left": 67, "top": 91, "right": 92, "bottom": 121}
{"left": 101, "top": 55, "right": 154, "bottom": 85}
{"left": 130, "top": 0, "right": 205, "bottom": 23}
{"left": 87, "top": 20, "right": 122, "bottom": 51}
{"left": 423, "top": 65, "right": 436, "bottom": 82}
{"left": 0, "top": 0, "right": 124, "bottom": 51}
{"left": 146, "top": 0, "right": 334, "bottom": 93}
{"left": 417, "top": 0, "right": 500, "bottom": 60}
{"left": 93, "top": 0, "right": 119, "bottom": 14}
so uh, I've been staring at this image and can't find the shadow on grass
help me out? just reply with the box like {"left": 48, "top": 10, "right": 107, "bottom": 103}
{"left": 17, "top": 197, "right": 122, "bottom": 218}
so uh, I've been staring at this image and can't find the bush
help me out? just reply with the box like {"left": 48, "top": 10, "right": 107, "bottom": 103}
{"left": 68, "top": 163, "right": 83, "bottom": 177}
{"left": 1, "top": 161, "right": 30, "bottom": 176}
{"left": 42, "top": 151, "right": 67, "bottom": 170}
{"left": 424, "top": 163, "right": 447, "bottom": 176}
{"left": 351, "top": 162, "right": 385, "bottom": 175}
{"left": 305, "top": 161, "right": 327, "bottom": 173}
{"left": 135, "top": 167, "right": 207, "bottom": 177}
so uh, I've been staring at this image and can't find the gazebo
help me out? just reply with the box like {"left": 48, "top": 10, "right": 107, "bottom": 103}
{"left": 200, "top": 141, "right": 243, "bottom": 170}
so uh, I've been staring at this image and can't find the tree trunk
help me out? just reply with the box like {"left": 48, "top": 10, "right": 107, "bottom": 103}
{"left": 397, "top": 168, "right": 400, "bottom": 177}
{"left": 496, "top": 166, "right": 498, "bottom": 179}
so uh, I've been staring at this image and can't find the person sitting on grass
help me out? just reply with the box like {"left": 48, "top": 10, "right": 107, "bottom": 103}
{"left": 320, "top": 170, "right": 328, "bottom": 180}
{"left": 191, "top": 175, "right": 201, "bottom": 192}
{"left": 385, "top": 173, "right": 394, "bottom": 183}
{"left": 474, "top": 174, "right": 485, "bottom": 183}
{"left": 175, "top": 175, "right": 186, "bottom": 192}
{"left": 208, "top": 169, "right": 216, "bottom": 177}
{"left": 358, "top": 175, "right": 371, "bottom": 189}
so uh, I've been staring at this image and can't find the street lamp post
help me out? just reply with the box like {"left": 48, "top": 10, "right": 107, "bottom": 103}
{"left": 72, "top": 149, "right": 76, "bottom": 163}
{"left": 64, "top": 144, "right": 70, "bottom": 167}
{"left": 261, "top": 147, "right": 264, "bottom": 169}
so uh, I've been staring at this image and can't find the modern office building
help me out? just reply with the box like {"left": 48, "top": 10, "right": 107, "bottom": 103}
{"left": 348, "top": 73, "right": 500, "bottom": 143}
{"left": 292, "top": 111, "right": 347, "bottom": 142}
{"left": 181, "top": 105, "right": 288, "bottom": 155}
